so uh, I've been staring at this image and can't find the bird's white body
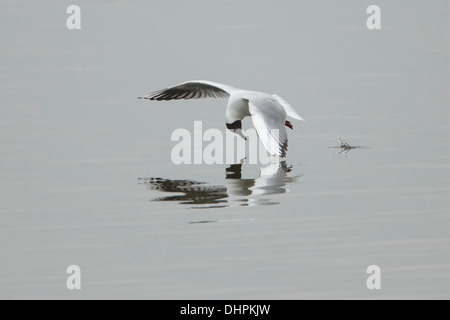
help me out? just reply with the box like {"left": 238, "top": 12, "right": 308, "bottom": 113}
{"left": 139, "top": 80, "right": 304, "bottom": 157}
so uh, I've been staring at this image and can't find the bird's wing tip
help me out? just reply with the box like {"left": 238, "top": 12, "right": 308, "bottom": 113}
{"left": 289, "top": 115, "right": 304, "bottom": 121}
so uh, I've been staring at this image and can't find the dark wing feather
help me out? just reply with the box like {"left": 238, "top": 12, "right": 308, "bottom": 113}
{"left": 139, "top": 81, "right": 232, "bottom": 101}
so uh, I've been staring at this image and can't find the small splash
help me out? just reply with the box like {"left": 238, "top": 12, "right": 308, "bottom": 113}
{"left": 329, "top": 137, "right": 366, "bottom": 154}
{"left": 338, "top": 137, "right": 351, "bottom": 149}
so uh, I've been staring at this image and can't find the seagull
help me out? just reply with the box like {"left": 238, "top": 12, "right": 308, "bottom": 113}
{"left": 139, "top": 80, "right": 304, "bottom": 157}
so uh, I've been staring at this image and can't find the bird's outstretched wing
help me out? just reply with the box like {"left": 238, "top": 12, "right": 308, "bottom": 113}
{"left": 139, "top": 80, "right": 239, "bottom": 101}
{"left": 249, "top": 98, "right": 288, "bottom": 157}
{"left": 272, "top": 94, "right": 304, "bottom": 121}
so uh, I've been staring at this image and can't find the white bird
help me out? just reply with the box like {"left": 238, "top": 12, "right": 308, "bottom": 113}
{"left": 139, "top": 80, "right": 304, "bottom": 157}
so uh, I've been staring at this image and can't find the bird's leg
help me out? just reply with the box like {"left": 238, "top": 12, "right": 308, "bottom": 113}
{"left": 285, "top": 120, "right": 293, "bottom": 130}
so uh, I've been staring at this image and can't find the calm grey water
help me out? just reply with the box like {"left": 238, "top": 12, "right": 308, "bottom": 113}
{"left": 1, "top": 0, "right": 449, "bottom": 299}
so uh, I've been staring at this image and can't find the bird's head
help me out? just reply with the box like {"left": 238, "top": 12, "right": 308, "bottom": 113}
{"left": 226, "top": 120, "right": 247, "bottom": 140}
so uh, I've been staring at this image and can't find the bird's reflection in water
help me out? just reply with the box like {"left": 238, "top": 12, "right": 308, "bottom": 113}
{"left": 144, "top": 178, "right": 229, "bottom": 208}
{"left": 138, "top": 161, "right": 300, "bottom": 209}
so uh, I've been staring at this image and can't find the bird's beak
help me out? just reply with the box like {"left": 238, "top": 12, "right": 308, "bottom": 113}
{"left": 234, "top": 129, "right": 247, "bottom": 140}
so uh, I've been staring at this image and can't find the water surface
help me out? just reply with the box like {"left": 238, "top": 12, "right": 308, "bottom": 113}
{"left": 0, "top": 0, "right": 449, "bottom": 299}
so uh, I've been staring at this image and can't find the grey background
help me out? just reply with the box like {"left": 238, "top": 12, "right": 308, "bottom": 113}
{"left": 0, "top": 0, "right": 449, "bottom": 299}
